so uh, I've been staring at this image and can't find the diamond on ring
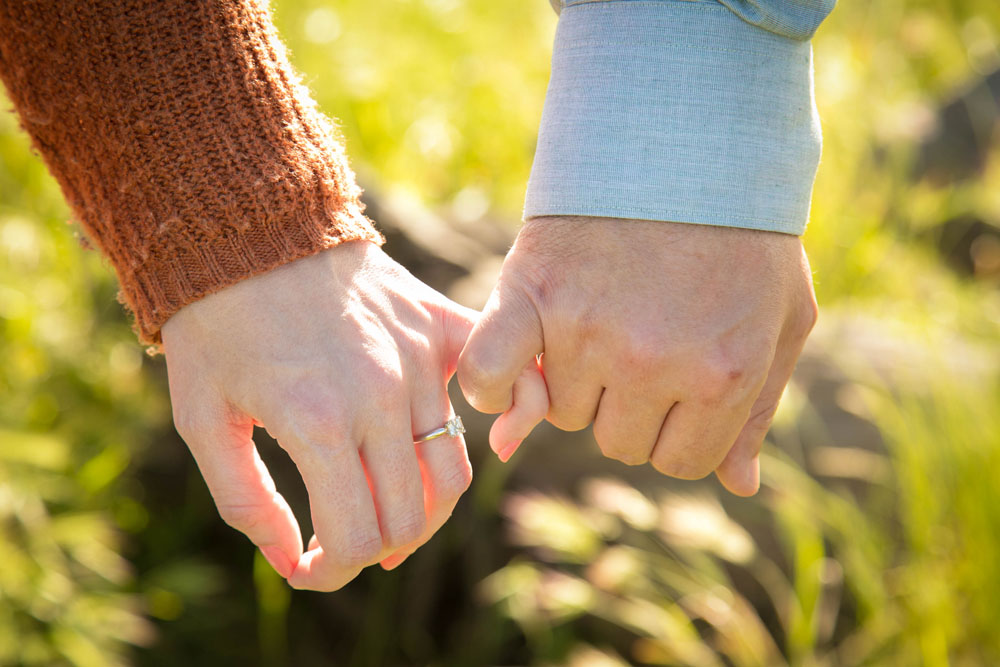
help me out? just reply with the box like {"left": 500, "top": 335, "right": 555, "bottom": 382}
{"left": 414, "top": 416, "right": 466, "bottom": 443}
{"left": 445, "top": 416, "right": 465, "bottom": 436}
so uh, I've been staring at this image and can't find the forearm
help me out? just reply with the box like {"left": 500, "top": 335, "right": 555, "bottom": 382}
{"left": 527, "top": 0, "right": 836, "bottom": 234}
{"left": 0, "top": 0, "right": 382, "bottom": 345}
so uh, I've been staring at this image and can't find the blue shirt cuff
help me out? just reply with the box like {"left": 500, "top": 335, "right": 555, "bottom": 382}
{"left": 524, "top": 0, "right": 824, "bottom": 235}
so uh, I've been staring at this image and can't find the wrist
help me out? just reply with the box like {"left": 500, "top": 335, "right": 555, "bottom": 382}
{"left": 154, "top": 233, "right": 383, "bottom": 350}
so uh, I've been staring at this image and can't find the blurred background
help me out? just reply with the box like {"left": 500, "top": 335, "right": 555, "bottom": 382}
{"left": 2, "top": 0, "right": 1000, "bottom": 664}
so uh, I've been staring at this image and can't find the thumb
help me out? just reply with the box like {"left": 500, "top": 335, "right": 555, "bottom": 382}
{"left": 457, "top": 281, "right": 544, "bottom": 415}
{"left": 440, "top": 298, "right": 479, "bottom": 379}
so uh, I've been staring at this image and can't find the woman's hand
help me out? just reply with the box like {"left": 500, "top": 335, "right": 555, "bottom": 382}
{"left": 162, "top": 241, "right": 477, "bottom": 591}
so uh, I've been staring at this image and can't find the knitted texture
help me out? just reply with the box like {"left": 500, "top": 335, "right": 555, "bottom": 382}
{"left": 0, "top": 0, "right": 383, "bottom": 345}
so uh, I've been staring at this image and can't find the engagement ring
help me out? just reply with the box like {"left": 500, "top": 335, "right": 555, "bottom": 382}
{"left": 414, "top": 416, "right": 465, "bottom": 443}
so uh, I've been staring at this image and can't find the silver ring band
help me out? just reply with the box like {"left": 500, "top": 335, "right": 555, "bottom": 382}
{"left": 414, "top": 416, "right": 465, "bottom": 443}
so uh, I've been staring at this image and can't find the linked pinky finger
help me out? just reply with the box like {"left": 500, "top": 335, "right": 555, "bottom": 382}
{"left": 489, "top": 357, "right": 548, "bottom": 462}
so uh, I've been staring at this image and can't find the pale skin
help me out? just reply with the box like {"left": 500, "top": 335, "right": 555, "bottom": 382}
{"left": 161, "top": 241, "right": 478, "bottom": 591}
{"left": 162, "top": 217, "right": 817, "bottom": 591}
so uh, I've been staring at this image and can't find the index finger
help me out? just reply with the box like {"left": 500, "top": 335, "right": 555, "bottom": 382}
{"left": 174, "top": 398, "right": 303, "bottom": 579}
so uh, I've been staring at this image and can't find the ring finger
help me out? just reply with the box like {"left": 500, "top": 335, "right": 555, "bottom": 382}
{"left": 381, "top": 381, "right": 472, "bottom": 569}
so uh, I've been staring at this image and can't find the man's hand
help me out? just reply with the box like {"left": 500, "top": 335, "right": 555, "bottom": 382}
{"left": 161, "top": 241, "right": 476, "bottom": 591}
{"left": 458, "top": 216, "right": 818, "bottom": 496}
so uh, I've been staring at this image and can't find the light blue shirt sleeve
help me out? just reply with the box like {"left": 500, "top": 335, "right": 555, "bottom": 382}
{"left": 525, "top": 0, "right": 836, "bottom": 235}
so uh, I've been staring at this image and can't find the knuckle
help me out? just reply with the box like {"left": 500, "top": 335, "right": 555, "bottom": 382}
{"left": 297, "top": 405, "right": 350, "bottom": 443}
{"left": 397, "top": 333, "right": 434, "bottom": 374}
{"left": 746, "top": 401, "right": 779, "bottom": 437}
{"left": 171, "top": 407, "right": 202, "bottom": 443}
{"left": 593, "top": 429, "right": 648, "bottom": 466}
{"left": 216, "top": 499, "right": 271, "bottom": 534}
{"left": 600, "top": 443, "right": 648, "bottom": 466}
{"left": 337, "top": 530, "right": 383, "bottom": 569}
{"left": 619, "top": 330, "right": 666, "bottom": 373}
{"left": 281, "top": 381, "right": 334, "bottom": 412}
{"left": 546, "top": 409, "right": 591, "bottom": 433}
{"left": 366, "top": 369, "right": 406, "bottom": 410}
{"left": 649, "top": 452, "right": 714, "bottom": 481}
{"left": 696, "top": 350, "right": 753, "bottom": 405}
{"left": 278, "top": 383, "right": 349, "bottom": 438}
{"left": 171, "top": 394, "right": 228, "bottom": 445}
{"left": 457, "top": 351, "right": 507, "bottom": 412}
{"left": 797, "top": 294, "right": 820, "bottom": 336}
{"left": 565, "top": 302, "right": 602, "bottom": 344}
{"left": 384, "top": 512, "right": 427, "bottom": 549}
{"left": 437, "top": 460, "right": 473, "bottom": 499}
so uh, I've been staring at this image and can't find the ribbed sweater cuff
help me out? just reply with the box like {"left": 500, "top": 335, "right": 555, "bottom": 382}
{"left": 524, "top": 0, "right": 823, "bottom": 234}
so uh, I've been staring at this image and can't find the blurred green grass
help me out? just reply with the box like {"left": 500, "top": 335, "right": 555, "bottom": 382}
{"left": 1, "top": 0, "right": 999, "bottom": 665}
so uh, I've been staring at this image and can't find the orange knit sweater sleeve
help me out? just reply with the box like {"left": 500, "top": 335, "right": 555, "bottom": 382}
{"left": 0, "top": 0, "right": 384, "bottom": 345}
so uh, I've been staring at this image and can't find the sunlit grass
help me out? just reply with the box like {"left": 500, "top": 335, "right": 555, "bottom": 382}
{"left": 488, "top": 371, "right": 1000, "bottom": 664}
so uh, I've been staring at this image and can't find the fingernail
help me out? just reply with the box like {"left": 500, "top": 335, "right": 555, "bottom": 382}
{"left": 261, "top": 546, "right": 293, "bottom": 579}
{"left": 496, "top": 439, "right": 522, "bottom": 462}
